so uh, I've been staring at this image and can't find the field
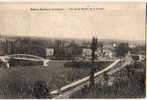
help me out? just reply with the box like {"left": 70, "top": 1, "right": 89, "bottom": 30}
{"left": 0, "top": 61, "right": 111, "bottom": 98}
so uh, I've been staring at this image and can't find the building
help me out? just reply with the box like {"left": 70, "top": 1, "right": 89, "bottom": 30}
{"left": 46, "top": 48, "right": 54, "bottom": 58}
{"left": 103, "top": 49, "right": 114, "bottom": 59}
{"left": 64, "top": 42, "right": 82, "bottom": 60}
{"left": 129, "top": 44, "right": 136, "bottom": 48}
{"left": 82, "top": 48, "right": 92, "bottom": 57}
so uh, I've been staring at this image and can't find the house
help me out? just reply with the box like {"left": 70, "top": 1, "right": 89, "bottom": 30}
{"left": 103, "top": 44, "right": 114, "bottom": 50}
{"left": 82, "top": 48, "right": 92, "bottom": 57}
{"left": 46, "top": 48, "right": 54, "bottom": 58}
{"left": 103, "top": 49, "right": 113, "bottom": 59}
{"left": 129, "top": 44, "right": 136, "bottom": 48}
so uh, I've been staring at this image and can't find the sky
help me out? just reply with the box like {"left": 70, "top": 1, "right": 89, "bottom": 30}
{"left": 0, "top": 2, "right": 145, "bottom": 41}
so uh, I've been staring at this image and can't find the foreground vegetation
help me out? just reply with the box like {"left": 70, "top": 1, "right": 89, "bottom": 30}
{"left": 71, "top": 61, "right": 145, "bottom": 98}
{"left": 0, "top": 61, "right": 110, "bottom": 98}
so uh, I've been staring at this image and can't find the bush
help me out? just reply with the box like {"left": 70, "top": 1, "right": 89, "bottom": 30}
{"left": 33, "top": 80, "right": 51, "bottom": 99}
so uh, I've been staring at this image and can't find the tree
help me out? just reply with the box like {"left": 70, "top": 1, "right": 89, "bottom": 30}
{"left": 33, "top": 80, "right": 51, "bottom": 99}
{"left": 115, "top": 43, "right": 129, "bottom": 57}
{"left": 89, "top": 37, "right": 98, "bottom": 87}
{"left": 132, "top": 55, "right": 139, "bottom": 63}
{"left": 54, "top": 40, "right": 65, "bottom": 60}
{"left": 65, "top": 41, "right": 82, "bottom": 60}
{"left": 100, "top": 43, "right": 103, "bottom": 53}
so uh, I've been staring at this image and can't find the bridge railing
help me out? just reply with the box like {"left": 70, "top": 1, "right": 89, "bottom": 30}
{"left": 6, "top": 54, "right": 45, "bottom": 60}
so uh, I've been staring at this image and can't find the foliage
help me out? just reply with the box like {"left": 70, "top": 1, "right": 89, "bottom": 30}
{"left": 115, "top": 43, "right": 129, "bottom": 57}
{"left": 132, "top": 55, "right": 139, "bottom": 62}
{"left": 91, "top": 37, "right": 98, "bottom": 61}
{"left": 6, "top": 38, "right": 46, "bottom": 57}
{"left": 65, "top": 42, "right": 82, "bottom": 60}
{"left": 54, "top": 40, "right": 65, "bottom": 60}
{"left": 33, "top": 80, "right": 51, "bottom": 99}
{"left": 71, "top": 61, "right": 145, "bottom": 98}
{"left": 130, "top": 45, "right": 145, "bottom": 55}
{"left": 90, "top": 37, "right": 98, "bottom": 86}
{"left": 0, "top": 61, "right": 96, "bottom": 98}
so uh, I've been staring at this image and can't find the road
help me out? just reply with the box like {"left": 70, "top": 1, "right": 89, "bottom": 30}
{"left": 51, "top": 59, "right": 121, "bottom": 99}
{"left": 52, "top": 56, "right": 134, "bottom": 99}
{"left": 52, "top": 75, "right": 104, "bottom": 99}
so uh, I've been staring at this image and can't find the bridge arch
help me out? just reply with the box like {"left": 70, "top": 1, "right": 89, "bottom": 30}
{"left": 0, "top": 54, "right": 49, "bottom": 68}
{"left": 6, "top": 54, "right": 45, "bottom": 60}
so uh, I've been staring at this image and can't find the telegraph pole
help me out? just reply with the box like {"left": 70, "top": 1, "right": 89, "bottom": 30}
{"left": 89, "top": 36, "right": 98, "bottom": 87}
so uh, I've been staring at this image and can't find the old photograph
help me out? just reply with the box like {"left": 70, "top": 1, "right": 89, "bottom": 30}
{"left": 0, "top": 2, "right": 146, "bottom": 99}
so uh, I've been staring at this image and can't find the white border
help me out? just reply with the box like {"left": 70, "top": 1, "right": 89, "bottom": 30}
{"left": 0, "top": 0, "right": 145, "bottom": 2}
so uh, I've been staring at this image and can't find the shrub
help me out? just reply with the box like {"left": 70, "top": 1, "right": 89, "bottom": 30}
{"left": 33, "top": 80, "right": 51, "bottom": 99}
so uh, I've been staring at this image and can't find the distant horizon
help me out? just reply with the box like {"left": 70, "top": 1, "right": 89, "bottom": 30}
{"left": 0, "top": 34, "right": 145, "bottom": 43}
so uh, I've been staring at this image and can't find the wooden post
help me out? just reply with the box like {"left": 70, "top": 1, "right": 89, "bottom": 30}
{"left": 89, "top": 36, "right": 97, "bottom": 87}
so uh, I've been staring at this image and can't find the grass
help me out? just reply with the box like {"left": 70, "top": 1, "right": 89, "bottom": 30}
{"left": 0, "top": 61, "right": 111, "bottom": 98}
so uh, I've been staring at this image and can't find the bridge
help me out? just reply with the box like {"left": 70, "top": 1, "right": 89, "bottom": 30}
{"left": 0, "top": 53, "right": 143, "bottom": 98}
{"left": 51, "top": 56, "right": 134, "bottom": 99}
{"left": 0, "top": 53, "right": 117, "bottom": 69}
{"left": 51, "top": 59, "right": 121, "bottom": 97}
{"left": 0, "top": 54, "right": 50, "bottom": 68}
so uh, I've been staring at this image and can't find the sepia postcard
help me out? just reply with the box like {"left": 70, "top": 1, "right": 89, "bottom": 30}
{"left": 0, "top": 2, "right": 146, "bottom": 99}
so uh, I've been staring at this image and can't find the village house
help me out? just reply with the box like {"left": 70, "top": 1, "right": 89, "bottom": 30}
{"left": 45, "top": 48, "right": 54, "bottom": 59}
{"left": 81, "top": 48, "right": 91, "bottom": 61}
{"left": 82, "top": 47, "right": 115, "bottom": 60}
